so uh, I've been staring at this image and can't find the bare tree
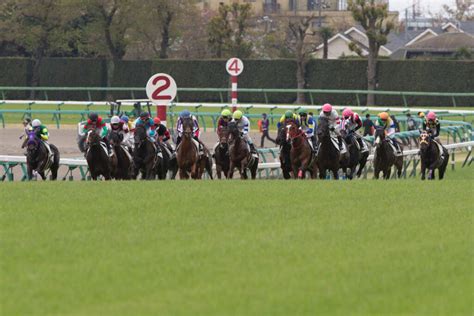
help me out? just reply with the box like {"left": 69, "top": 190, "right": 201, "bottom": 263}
{"left": 348, "top": 0, "right": 393, "bottom": 106}
{"left": 443, "top": 0, "right": 474, "bottom": 21}
{"left": 288, "top": 15, "right": 317, "bottom": 104}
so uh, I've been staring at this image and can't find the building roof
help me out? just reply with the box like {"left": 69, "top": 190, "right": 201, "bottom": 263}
{"left": 407, "top": 32, "right": 474, "bottom": 52}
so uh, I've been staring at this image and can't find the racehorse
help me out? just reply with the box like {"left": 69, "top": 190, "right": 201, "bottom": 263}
{"left": 286, "top": 121, "right": 317, "bottom": 179}
{"left": 85, "top": 130, "right": 111, "bottom": 180}
{"left": 373, "top": 126, "right": 403, "bottom": 179}
{"left": 340, "top": 129, "right": 369, "bottom": 179}
{"left": 133, "top": 124, "right": 157, "bottom": 180}
{"left": 109, "top": 131, "right": 132, "bottom": 180}
{"left": 316, "top": 117, "right": 344, "bottom": 179}
{"left": 26, "top": 131, "right": 60, "bottom": 180}
{"left": 213, "top": 126, "right": 230, "bottom": 179}
{"left": 227, "top": 121, "right": 258, "bottom": 179}
{"left": 419, "top": 130, "right": 448, "bottom": 180}
{"left": 176, "top": 117, "right": 213, "bottom": 179}
{"left": 275, "top": 125, "right": 292, "bottom": 179}
{"left": 156, "top": 141, "right": 178, "bottom": 180}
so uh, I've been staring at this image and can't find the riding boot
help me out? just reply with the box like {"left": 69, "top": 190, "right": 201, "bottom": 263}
{"left": 311, "top": 136, "right": 318, "bottom": 153}
{"left": 338, "top": 136, "right": 347, "bottom": 154}
{"left": 358, "top": 137, "right": 368, "bottom": 152}
{"left": 156, "top": 144, "right": 163, "bottom": 158}
{"left": 393, "top": 140, "right": 402, "bottom": 156}
{"left": 249, "top": 143, "right": 259, "bottom": 158}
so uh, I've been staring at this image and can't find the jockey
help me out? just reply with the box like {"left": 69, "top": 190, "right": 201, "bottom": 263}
{"left": 31, "top": 119, "right": 52, "bottom": 157}
{"left": 277, "top": 110, "right": 299, "bottom": 129}
{"left": 120, "top": 115, "right": 133, "bottom": 131}
{"left": 82, "top": 112, "right": 111, "bottom": 155}
{"left": 134, "top": 112, "right": 156, "bottom": 141}
{"left": 298, "top": 108, "right": 318, "bottom": 151}
{"left": 232, "top": 110, "right": 258, "bottom": 158}
{"left": 319, "top": 103, "right": 346, "bottom": 154}
{"left": 176, "top": 110, "right": 200, "bottom": 147}
{"left": 422, "top": 111, "right": 441, "bottom": 140}
{"left": 341, "top": 108, "right": 368, "bottom": 153}
{"left": 109, "top": 115, "right": 132, "bottom": 149}
{"left": 217, "top": 109, "right": 232, "bottom": 135}
{"left": 375, "top": 112, "right": 402, "bottom": 156}
{"left": 153, "top": 117, "right": 175, "bottom": 155}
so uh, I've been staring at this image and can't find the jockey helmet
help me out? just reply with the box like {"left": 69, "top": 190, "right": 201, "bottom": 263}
{"left": 378, "top": 112, "right": 389, "bottom": 121}
{"left": 32, "top": 119, "right": 41, "bottom": 127}
{"left": 426, "top": 111, "right": 436, "bottom": 121}
{"left": 233, "top": 110, "right": 243, "bottom": 120}
{"left": 153, "top": 117, "right": 161, "bottom": 125}
{"left": 120, "top": 115, "right": 129, "bottom": 123}
{"left": 342, "top": 108, "right": 353, "bottom": 119}
{"left": 322, "top": 103, "right": 332, "bottom": 113}
{"left": 418, "top": 112, "right": 425, "bottom": 118}
{"left": 298, "top": 108, "right": 307, "bottom": 116}
{"left": 221, "top": 109, "right": 232, "bottom": 118}
{"left": 89, "top": 112, "right": 98, "bottom": 122}
{"left": 110, "top": 116, "right": 120, "bottom": 124}
{"left": 284, "top": 110, "right": 293, "bottom": 119}
{"left": 180, "top": 110, "right": 191, "bottom": 118}
{"left": 139, "top": 112, "right": 150, "bottom": 119}
{"left": 262, "top": 113, "right": 267, "bottom": 118}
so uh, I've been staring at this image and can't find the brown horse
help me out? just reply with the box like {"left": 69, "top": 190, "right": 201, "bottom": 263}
{"left": 373, "top": 126, "right": 403, "bottom": 179}
{"left": 25, "top": 130, "right": 60, "bottom": 181}
{"left": 316, "top": 117, "right": 344, "bottom": 180}
{"left": 176, "top": 117, "right": 213, "bottom": 179}
{"left": 227, "top": 121, "right": 258, "bottom": 179}
{"left": 109, "top": 130, "right": 132, "bottom": 180}
{"left": 133, "top": 124, "right": 157, "bottom": 180}
{"left": 340, "top": 129, "right": 369, "bottom": 180}
{"left": 275, "top": 126, "right": 292, "bottom": 179}
{"left": 419, "top": 130, "right": 448, "bottom": 180}
{"left": 286, "top": 121, "right": 317, "bottom": 179}
{"left": 213, "top": 126, "right": 230, "bottom": 179}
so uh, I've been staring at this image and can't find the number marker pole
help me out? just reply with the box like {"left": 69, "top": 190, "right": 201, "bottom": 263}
{"left": 157, "top": 105, "right": 167, "bottom": 126}
{"left": 231, "top": 75, "right": 238, "bottom": 112}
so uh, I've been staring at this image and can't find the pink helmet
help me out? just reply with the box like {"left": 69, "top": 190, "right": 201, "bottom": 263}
{"left": 342, "top": 108, "right": 353, "bottom": 118}
{"left": 322, "top": 103, "right": 332, "bottom": 112}
{"left": 426, "top": 111, "right": 436, "bottom": 120}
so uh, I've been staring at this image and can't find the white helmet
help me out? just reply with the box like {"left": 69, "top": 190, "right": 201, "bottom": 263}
{"left": 110, "top": 116, "right": 120, "bottom": 124}
{"left": 32, "top": 119, "right": 41, "bottom": 127}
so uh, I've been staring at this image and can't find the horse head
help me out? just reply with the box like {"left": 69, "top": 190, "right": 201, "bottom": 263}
{"left": 286, "top": 121, "right": 301, "bottom": 142}
{"left": 26, "top": 131, "right": 38, "bottom": 151}
{"left": 218, "top": 126, "right": 230, "bottom": 148}
{"left": 373, "top": 126, "right": 386, "bottom": 148}
{"left": 134, "top": 124, "right": 147, "bottom": 147}
{"left": 317, "top": 116, "right": 330, "bottom": 140}
{"left": 182, "top": 117, "right": 194, "bottom": 139}
{"left": 419, "top": 130, "right": 431, "bottom": 151}
{"left": 87, "top": 129, "right": 101, "bottom": 147}
{"left": 109, "top": 130, "right": 122, "bottom": 146}
{"left": 227, "top": 121, "right": 240, "bottom": 142}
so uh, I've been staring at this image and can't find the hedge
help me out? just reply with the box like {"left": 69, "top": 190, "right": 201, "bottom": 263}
{"left": 0, "top": 58, "right": 473, "bottom": 106}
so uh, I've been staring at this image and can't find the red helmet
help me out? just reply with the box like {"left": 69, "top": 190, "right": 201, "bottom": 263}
{"left": 342, "top": 108, "right": 353, "bottom": 119}
{"left": 153, "top": 117, "right": 161, "bottom": 125}
{"left": 322, "top": 103, "right": 332, "bottom": 112}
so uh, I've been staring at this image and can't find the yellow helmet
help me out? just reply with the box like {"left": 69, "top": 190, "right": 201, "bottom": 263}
{"left": 378, "top": 112, "right": 389, "bottom": 120}
{"left": 221, "top": 109, "right": 231, "bottom": 117}
{"left": 233, "top": 110, "right": 243, "bottom": 120}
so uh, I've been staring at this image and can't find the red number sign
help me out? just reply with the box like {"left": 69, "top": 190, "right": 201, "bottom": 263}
{"left": 226, "top": 58, "right": 244, "bottom": 76}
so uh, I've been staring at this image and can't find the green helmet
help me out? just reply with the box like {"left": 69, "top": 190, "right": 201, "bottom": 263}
{"left": 284, "top": 110, "right": 293, "bottom": 119}
{"left": 221, "top": 109, "right": 232, "bottom": 117}
{"left": 298, "top": 108, "right": 307, "bottom": 116}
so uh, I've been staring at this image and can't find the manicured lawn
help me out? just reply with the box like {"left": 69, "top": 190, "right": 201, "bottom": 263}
{"left": 1, "top": 179, "right": 472, "bottom": 315}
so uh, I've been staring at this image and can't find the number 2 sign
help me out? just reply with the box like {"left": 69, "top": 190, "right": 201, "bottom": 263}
{"left": 146, "top": 73, "right": 177, "bottom": 106}
{"left": 226, "top": 58, "right": 244, "bottom": 76}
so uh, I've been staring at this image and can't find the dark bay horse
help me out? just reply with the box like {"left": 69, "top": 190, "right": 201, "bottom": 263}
{"left": 228, "top": 121, "right": 258, "bottom": 179}
{"left": 109, "top": 131, "right": 132, "bottom": 180}
{"left": 316, "top": 117, "right": 344, "bottom": 179}
{"left": 26, "top": 131, "right": 60, "bottom": 180}
{"left": 213, "top": 126, "right": 230, "bottom": 179}
{"left": 176, "top": 117, "right": 213, "bottom": 179}
{"left": 373, "top": 127, "right": 403, "bottom": 179}
{"left": 133, "top": 124, "right": 158, "bottom": 180}
{"left": 340, "top": 130, "right": 369, "bottom": 180}
{"left": 85, "top": 130, "right": 111, "bottom": 180}
{"left": 419, "top": 130, "right": 448, "bottom": 180}
{"left": 286, "top": 121, "right": 317, "bottom": 179}
{"left": 156, "top": 141, "right": 178, "bottom": 180}
{"left": 275, "top": 126, "right": 292, "bottom": 179}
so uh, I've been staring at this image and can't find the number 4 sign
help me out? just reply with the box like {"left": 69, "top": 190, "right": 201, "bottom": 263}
{"left": 146, "top": 73, "right": 177, "bottom": 106}
{"left": 226, "top": 58, "right": 244, "bottom": 76}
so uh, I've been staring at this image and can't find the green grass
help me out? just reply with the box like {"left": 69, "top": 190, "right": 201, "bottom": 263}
{"left": 1, "top": 178, "right": 473, "bottom": 315}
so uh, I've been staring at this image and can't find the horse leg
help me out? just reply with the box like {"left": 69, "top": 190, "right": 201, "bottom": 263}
{"left": 228, "top": 162, "right": 235, "bottom": 179}
{"left": 385, "top": 168, "right": 391, "bottom": 180}
{"left": 240, "top": 161, "right": 248, "bottom": 180}
{"left": 332, "top": 168, "right": 339, "bottom": 180}
{"left": 216, "top": 164, "right": 222, "bottom": 179}
{"left": 250, "top": 160, "right": 258, "bottom": 180}
{"left": 179, "top": 168, "right": 188, "bottom": 180}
